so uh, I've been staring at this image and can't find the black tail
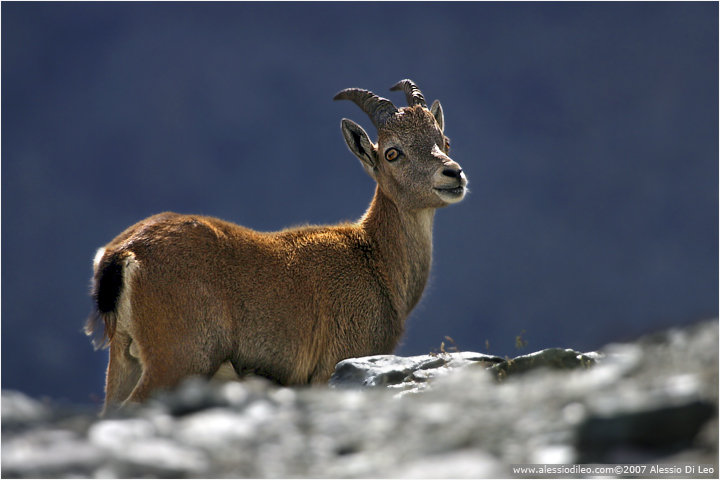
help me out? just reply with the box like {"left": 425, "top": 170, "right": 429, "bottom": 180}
{"left": 86, "top": 250, "right": 125, "bottom": 349}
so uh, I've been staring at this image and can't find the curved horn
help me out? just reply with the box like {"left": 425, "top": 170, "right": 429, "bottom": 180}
{"left": 390, "top": 79, "right": 427, "bottom": 109}
{"left": 333, "top": 88, "right": 398, "bottom": 127}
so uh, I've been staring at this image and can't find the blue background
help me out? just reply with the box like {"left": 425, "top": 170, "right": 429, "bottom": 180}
{"left": 3, "top": 2, "right": 717, "bottom": 405}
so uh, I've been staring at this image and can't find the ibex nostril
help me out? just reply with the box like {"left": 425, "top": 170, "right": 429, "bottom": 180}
{"left": 442, "top": 168, "right": 462, "bottom": 179}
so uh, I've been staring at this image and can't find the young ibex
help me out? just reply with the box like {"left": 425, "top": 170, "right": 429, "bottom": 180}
{"left": 86, "top": 79, "right": 467, "bottom": 412}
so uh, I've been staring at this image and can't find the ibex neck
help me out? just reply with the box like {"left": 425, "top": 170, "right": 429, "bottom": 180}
{"left": 361, "top": 186, "right": 434, "bottom": 317}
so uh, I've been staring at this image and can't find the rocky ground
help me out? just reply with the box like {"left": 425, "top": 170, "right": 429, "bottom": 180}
{"left": 2, "top": 320, "right": 717, "bottom": 478}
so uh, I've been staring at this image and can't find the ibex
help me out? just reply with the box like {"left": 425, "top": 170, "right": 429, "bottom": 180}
{"left": 86, "top": 79, "right": 467, "bottom": 412}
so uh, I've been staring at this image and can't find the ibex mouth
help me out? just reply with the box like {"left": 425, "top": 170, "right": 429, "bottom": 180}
{"left": 434, "top": 186, "right": 466, "bottom": 203}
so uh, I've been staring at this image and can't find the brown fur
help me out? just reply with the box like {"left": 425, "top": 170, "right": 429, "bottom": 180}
{"left": 86, "top": 81, "right": 467, "bottom": 413}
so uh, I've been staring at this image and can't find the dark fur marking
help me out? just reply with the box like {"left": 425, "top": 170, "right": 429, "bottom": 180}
{"left": 95, "top": 252, "right": 125, "bottom": 314}
{"left": 86, "top": 251, "right": 125, "bottom": 349}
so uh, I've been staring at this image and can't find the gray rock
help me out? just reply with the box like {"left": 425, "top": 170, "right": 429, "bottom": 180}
{"left": 1, "top": 390, "right": 51, "bottom": 427}
{"left": 329, "top": 351, "right": 503, "bottom": 391}
{"left": 576, "top": 400, "right": 715, "bottom": 463}
{"left": 489, "top": 348, "right": 600, "bottom": 379}
{"left": 2, "top": 429, "right": 108, "bottom": 478}
{"left": 2, "top": 319, "right": 717, "bottom": 478}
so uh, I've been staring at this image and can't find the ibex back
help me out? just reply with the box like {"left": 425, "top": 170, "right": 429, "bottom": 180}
{"left": 86, "top": 79, "right": 467, "bottom": 413}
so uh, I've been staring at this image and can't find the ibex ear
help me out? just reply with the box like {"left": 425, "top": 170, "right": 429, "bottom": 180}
{"left": 340, "top": 119, "right": 378, "bottom": 177}
{"left": 430, "top": 100, "right": 444, "bottom": 131}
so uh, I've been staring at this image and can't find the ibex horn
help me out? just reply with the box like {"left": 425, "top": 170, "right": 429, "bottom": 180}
{"left": 334, "top": 88, "right": 398, "bottom": 127}
{"left": 390, "top": 79, "right": 427, "bottom": 109}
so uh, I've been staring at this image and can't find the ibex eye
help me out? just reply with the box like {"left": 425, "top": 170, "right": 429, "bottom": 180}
{"left": 444, "top": 139, "right": 451, "bottom": 152}
{"left": 385, "top": 148, "right": 400, "bottom": 162}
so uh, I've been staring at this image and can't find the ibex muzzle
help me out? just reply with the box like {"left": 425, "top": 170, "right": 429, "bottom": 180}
{"left": 86, "top": 80, "right": 467, "bottom": 413}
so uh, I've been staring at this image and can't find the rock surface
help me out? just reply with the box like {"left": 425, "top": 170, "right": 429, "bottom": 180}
{"left": 2, "top": 320, "right": 717, "bottom": 478}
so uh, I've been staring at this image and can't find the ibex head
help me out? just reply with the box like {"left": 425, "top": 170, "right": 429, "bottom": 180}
{"left": 334, "top": 79, "right": 467, "bottom": 210}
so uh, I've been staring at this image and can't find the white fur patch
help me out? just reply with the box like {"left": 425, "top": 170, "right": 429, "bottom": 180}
{"left": 93, "top": 247, "right": 106, "bottom": 269}
{"left": 115, "top": 252, "right": 140, "bottom": 338}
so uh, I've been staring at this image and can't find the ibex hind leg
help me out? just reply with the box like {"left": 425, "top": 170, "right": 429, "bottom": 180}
{"left": 103, "top": 331, "right": 142, "bottom": 414}
{"left": 124, "top": 338, "right": 227, "bottom": 405}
